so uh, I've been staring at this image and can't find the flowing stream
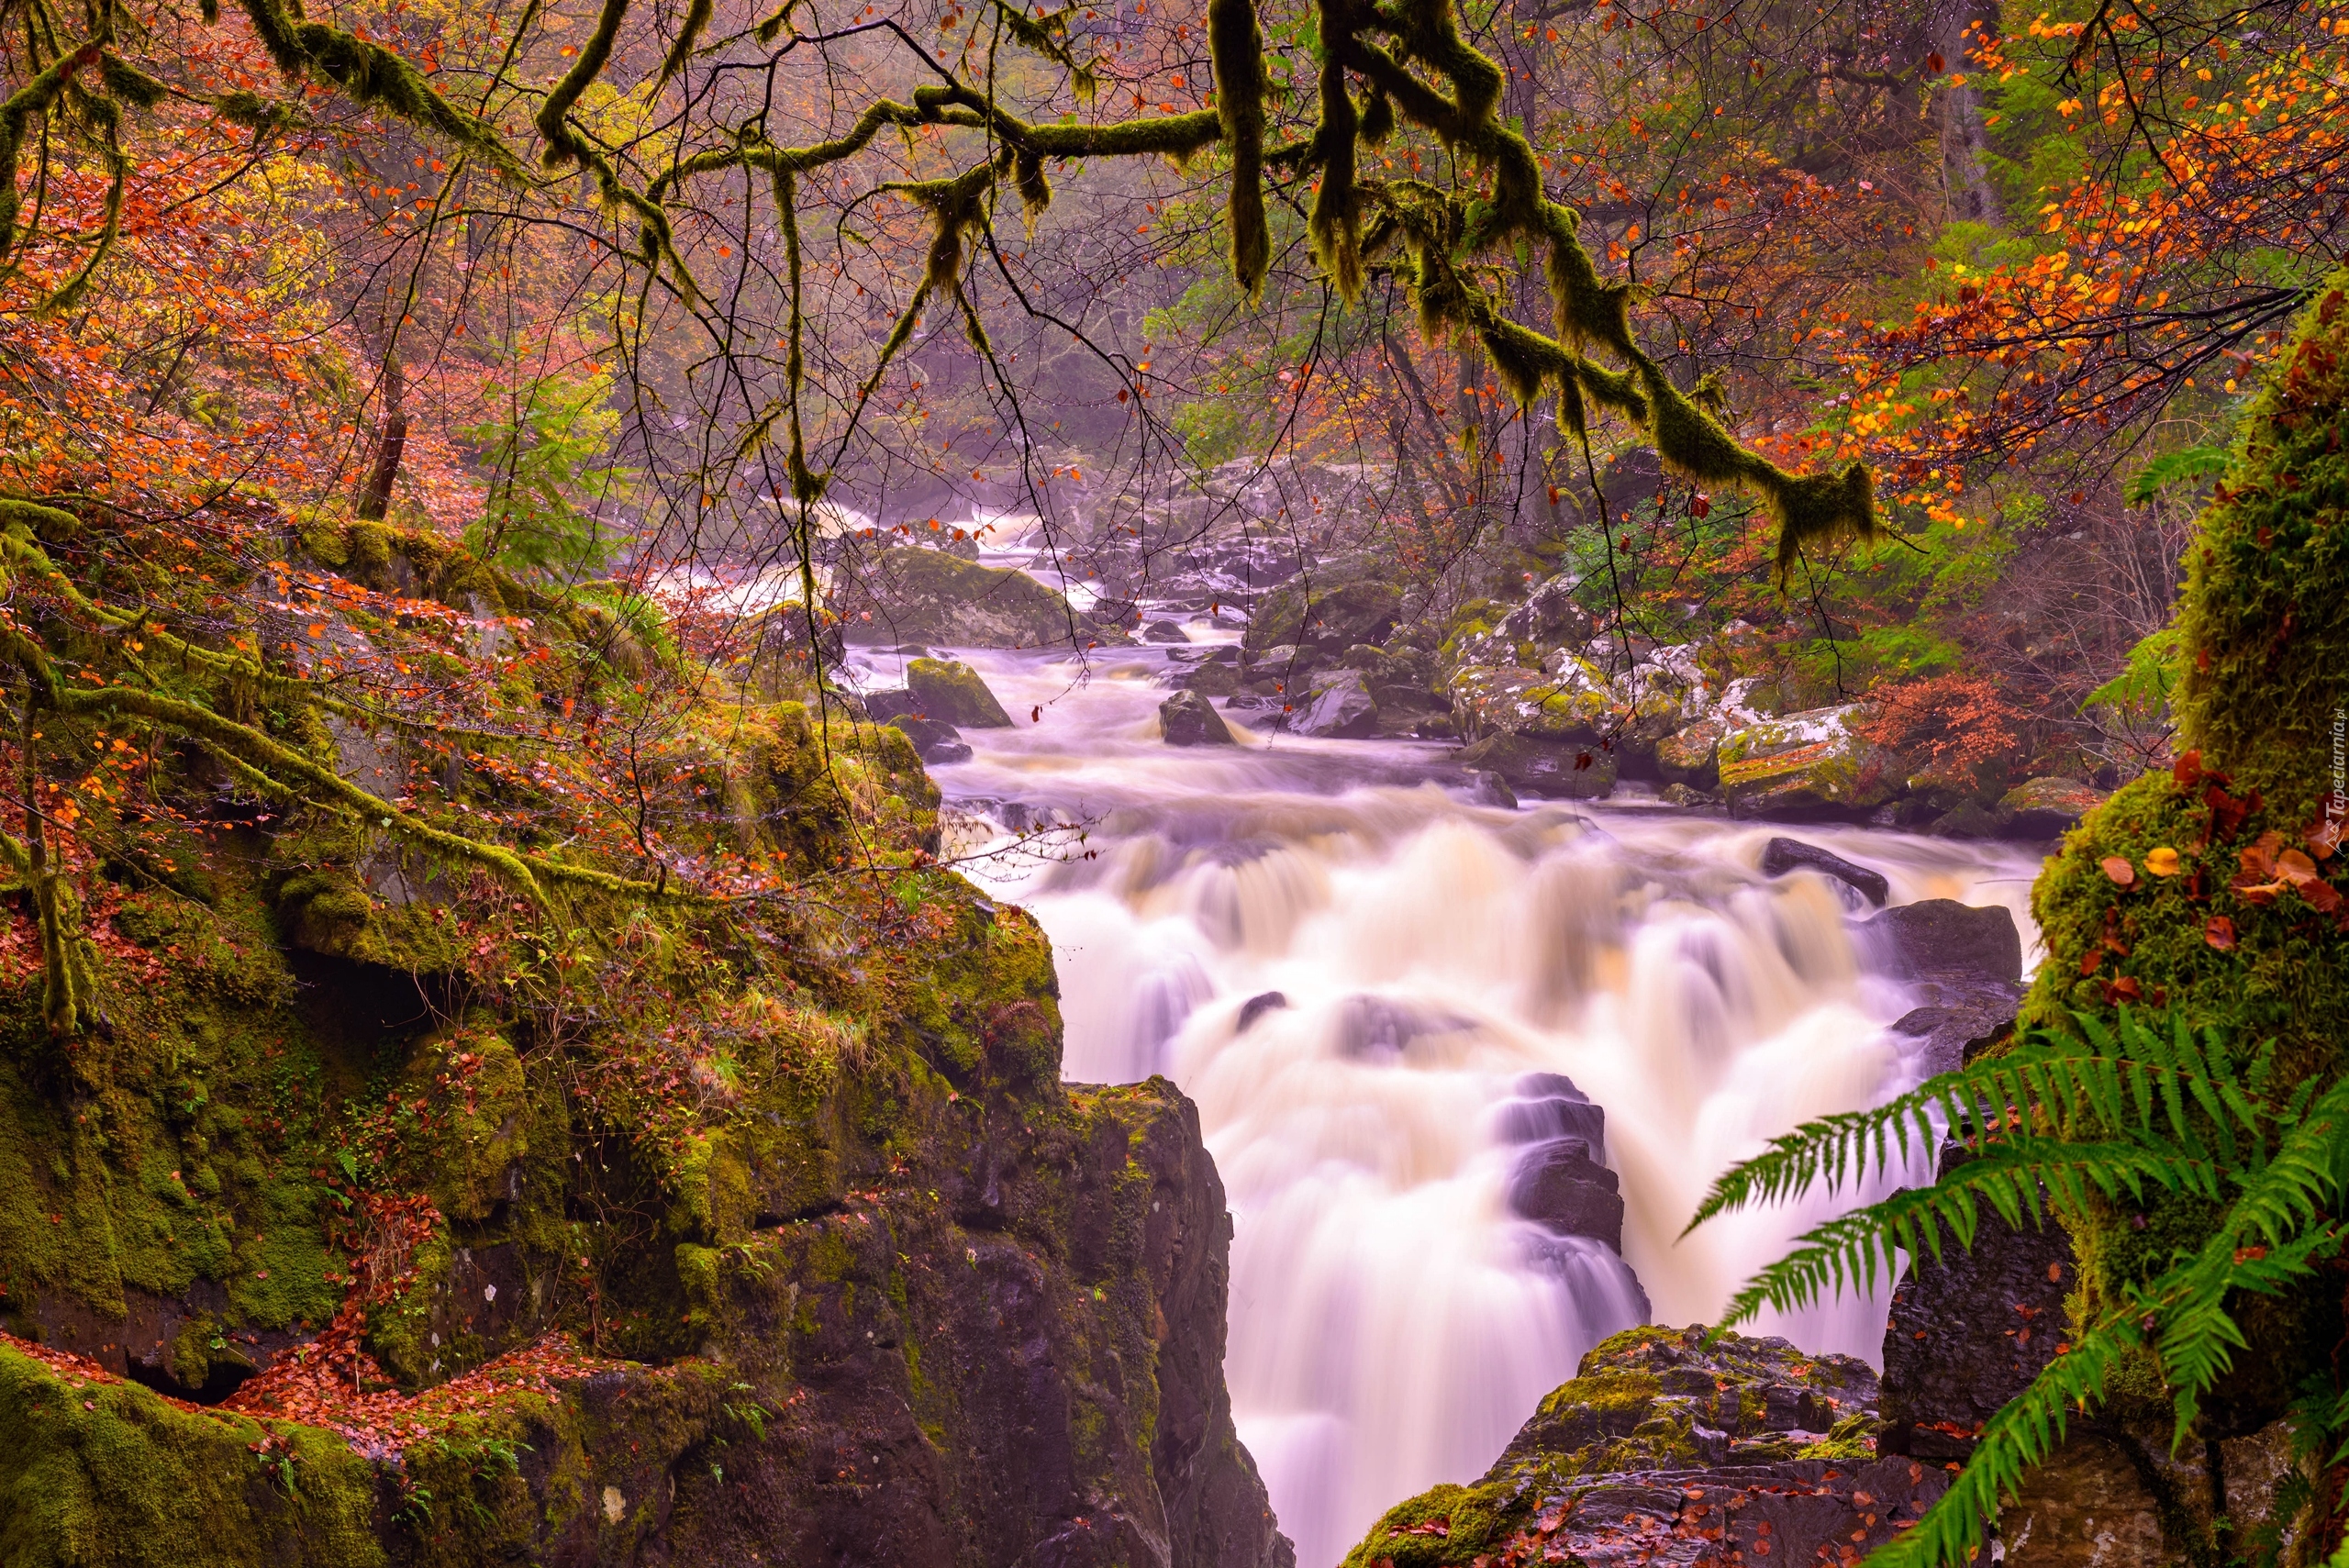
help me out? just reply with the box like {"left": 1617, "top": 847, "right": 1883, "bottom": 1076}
{"left": 847, "top": 639, "right": 2043, "bottom": 1568}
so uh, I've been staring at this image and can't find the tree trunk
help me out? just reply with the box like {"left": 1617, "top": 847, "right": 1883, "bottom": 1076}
{"left": 356, "top": 346, "right": 406, "bottom": 522}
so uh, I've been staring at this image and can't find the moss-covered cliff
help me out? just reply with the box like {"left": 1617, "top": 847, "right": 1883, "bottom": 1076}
{"left": 0, "top": 516, "right": 1289, "bottom": 1567}
{"left": 2016, "top": 272, "right": 2349, "bottom": 1440}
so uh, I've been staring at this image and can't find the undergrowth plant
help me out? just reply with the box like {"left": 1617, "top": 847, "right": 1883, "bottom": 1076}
{"left": 1688, "top": 1006, "right": 2349, "bottom": 1567}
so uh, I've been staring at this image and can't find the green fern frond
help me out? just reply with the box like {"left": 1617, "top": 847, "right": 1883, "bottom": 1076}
{"left": 1688, "top": 1010, "right": 2261, "bottom": 1237}
{"left": 1714, "top": 1135, "right": 2221, "bottom": 1329}
{"left": 1687, "top": 1008, "right": 2349, "bottom": 1568}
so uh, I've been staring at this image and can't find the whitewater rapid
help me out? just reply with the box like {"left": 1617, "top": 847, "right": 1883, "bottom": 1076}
{"left": 849, "top": 641, "right": 2043, "bottom": 1568}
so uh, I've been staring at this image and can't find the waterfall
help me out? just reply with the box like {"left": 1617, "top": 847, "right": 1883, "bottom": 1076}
{"left": 860, "top": 643, "right": 2042, "bottom": 1568}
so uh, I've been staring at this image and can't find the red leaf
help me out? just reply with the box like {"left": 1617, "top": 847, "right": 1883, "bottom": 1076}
{"left": 2204, "top": 915, "right": 2237, "bottom": 951}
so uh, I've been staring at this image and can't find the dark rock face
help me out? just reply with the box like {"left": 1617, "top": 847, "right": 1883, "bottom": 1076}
{"left": 1759, "top": 836, "right": 1890, "bottom": 906}
{"left": 1161, "top": 689, "right": 1238, "bottom": 747}
{"left": 1505, "top": 1141, "right": 1624, "bottom": 1251}
{"left": 1141, "top": 618, "right": 1190, "bottom": 643}
{"left": 1880, "top": 1142, "right": 2075, "bottom": 1462}
{"left": 1235, "top": 991, "right": 1289, "bottom": 1032}
{"left": 1288, "top": 669, "right": 1377, "bottom": 739}
{"left": 674, "top": 1083, "right": 1297, "bottom": 1568}
{"left": 907, "top": 657, "right": 1015, "bottom": 728}
{"left": 1339, "top": 643, "right": 1449, "bottom": 738}
{"left": 1857, "top": 899, "right": 2024, "bottom": 986}
{"left": 1889, "top": 992, "right": 2021, "bottom": 1078}
{"left": 888, "top": 712, "right": 972, "bottom": 765}
{"left": 1340, "top": 1325, "right": 1939, "bottom": 1568}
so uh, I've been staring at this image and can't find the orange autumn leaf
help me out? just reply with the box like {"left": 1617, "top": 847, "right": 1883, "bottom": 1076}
{"left": 2100, "top": 856, "right": 2137, "bottom": 886}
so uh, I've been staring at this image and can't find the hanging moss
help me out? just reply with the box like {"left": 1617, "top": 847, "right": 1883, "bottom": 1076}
{"left": 1208, "top": 0, "right": 1269, "bottom": 295}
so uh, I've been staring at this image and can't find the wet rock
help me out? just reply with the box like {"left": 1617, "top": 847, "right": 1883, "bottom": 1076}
{"left": 907, "top": 657, "right": 1013, "bottom": 728}
{"left": 1161, "top": 647, "right": 1245, "bottom": 696}
{"left": 1505, "top": 1140, "right": 1624, "bottom": 1251}
{"left": 1999, "top": 775, "right": 2107, "bottom": 838}
{"left": 1289, "top": 668, "right": 1377, "bottom": 739}
{"left": 1236, "top": 991, "right": 1289, "bottom": 1032}
{"left": 1658, "top": 781, "right": 1717, "bottom": 807}
{"left": 1141, "top": 618, "right": 1190, "bottom": 643}
{"left": 1718, "top": 706, "right": 1899, "bottom": 819}
{"left": 1448, "top": 664, "right": 1613, "bottom": 744}
{"left": 1655, "top": 717, "right": 1725, "bottom": 790}
{"left": 863, "top": 686, "right": 916, "bottom": 724}
{"left": 887, "top": 713, "right": 973, "bottom": 765}
{"left": 1244, "top": 564, "right": 1402, "bottom": 656}
{"left": 1857, "top": 899, "right": 2024, "bottom": 987}
{"left": 1341, "top": 643, "right": 1448, "bottom": 737}
{"left": 1159, "top": 689, "right": 1237, "bottom": 747}
{"left": 1455, "top": 732, "right": 1617, "bottom": 798}
{"left": 1888, "top": 993, "right": 2020, "bottom": 1077}
{"left": 1498, "top": 1074, "right": 1606, "bottom": 1152}
{"left": 1759, "top": 836, "right": 1890, "bottom": 906}
{"left": 1881, "top": 1141, "right": 2073, "bottom": 1463}
{"left": 1341, "top": 1325, "right": 1930, "bottom": 1568}
{"left": 1462, "top": 769, "right": 1517, "bottom": 809}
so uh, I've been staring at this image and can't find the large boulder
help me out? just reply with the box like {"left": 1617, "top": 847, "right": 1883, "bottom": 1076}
{"left": 1340, "top": 1325, "right": 1937, "bottom": 1568}
{"left": 1856, "top": 899, "right": 2024, "bottom": 987}
{"left": 1242, "top": 563, "right": 1402, "bottom": 657}
{"left": 836, "top": 546, "right": 1119, "bottom": 648}
{"left": 1493, "top": 573, "right": 1594, "bottom": 649}
{"left": 1717, "top": 706, "right": 1899, "bottom": 818}
{"left": 1159, "top": 689, "right": 1236, "bottom": 747}
{"left": 1455, "top": 731, "right": 1617, "bottom": 798}
{"left": 907, "top": 657, "right": 1012, "bottom": 728}
{"left": 1448, "top": 663, "right": 1613, "bottom": 744}
{"left": 1654, "top": 716, "right": 1725, "bottom": 790}
{"left": 1288, "top": 668, "right": 1378, "bottom": 739}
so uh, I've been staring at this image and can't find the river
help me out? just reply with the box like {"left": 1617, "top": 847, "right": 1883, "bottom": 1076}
{"left": 843, "top": 639, "right": 2043, "bottom": 1568}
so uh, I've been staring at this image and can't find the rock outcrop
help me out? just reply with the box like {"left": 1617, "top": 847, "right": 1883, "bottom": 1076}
{"left": 1340, "top": 1326, "right": 1942, "bottom": 1567}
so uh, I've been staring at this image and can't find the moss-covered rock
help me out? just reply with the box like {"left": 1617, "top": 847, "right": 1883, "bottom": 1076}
{"left": 906, "top": 656, "right": 1014, "bottom": 728}
{"left": 1718, "top": 705, "right": 1898, "bottom": 819}
{"left": 1340, "top": 1324, "right": 1928, "bottom": 1568}
{"left": 836, "top": 546, "right": 1119, "bottom": 649}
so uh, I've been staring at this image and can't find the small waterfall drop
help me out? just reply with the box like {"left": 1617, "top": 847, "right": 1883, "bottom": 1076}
{"left": 874, "top": 644, "right": 2041, "bottom": 1568}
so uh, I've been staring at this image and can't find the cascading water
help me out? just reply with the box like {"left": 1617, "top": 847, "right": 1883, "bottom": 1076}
{"left": 848, "top": 640, "right": 2042, "bottom": 1568}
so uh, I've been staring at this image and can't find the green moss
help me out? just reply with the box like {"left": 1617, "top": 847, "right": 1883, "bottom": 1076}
{"left": 0, "top": 1344, "right": 385, "bottom": 1568}
{"left": 1339, "top": 1479, "right": 1522, "bottom": 1568}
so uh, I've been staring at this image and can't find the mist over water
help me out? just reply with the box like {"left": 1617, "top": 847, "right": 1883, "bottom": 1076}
{"left": 863, "top": 643, "right": 2043, "bottom": 1568}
